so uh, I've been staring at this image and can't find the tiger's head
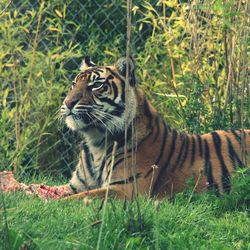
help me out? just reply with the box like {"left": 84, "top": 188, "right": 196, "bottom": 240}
{"left": 61, "top": 57, "right": 137, "bottom": 135}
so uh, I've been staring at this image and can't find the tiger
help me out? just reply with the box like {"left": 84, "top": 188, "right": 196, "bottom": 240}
{"left": 59, "top": 56, "right": 250, "bottom": 200}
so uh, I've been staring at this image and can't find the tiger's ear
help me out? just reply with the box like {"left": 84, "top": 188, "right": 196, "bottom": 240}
{"left": 80, "top": 56, "right": 96, "bottom": 71}
{"left": 115, "top": 57, "right": 136, "bottom": 86}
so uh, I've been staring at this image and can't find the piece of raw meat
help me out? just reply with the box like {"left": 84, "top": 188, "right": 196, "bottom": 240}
{"left": 0, "top": 171, "right": 72, "bottom": 200}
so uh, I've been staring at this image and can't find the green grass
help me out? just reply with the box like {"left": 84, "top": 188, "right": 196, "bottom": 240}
{"left": 1, "top": 172, "right": 250, "bottom": 250}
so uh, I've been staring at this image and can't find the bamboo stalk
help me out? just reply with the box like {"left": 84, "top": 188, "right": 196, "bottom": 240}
{"left": 23, "top": 0, "right": 45, "bottom": 120}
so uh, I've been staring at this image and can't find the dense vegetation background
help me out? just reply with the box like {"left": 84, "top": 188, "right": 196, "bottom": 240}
{"left": 0, "top": 0, "right": 249, "bottom": 177}
{"left": 0, "top": 0, "right": 249, "bottom": 249}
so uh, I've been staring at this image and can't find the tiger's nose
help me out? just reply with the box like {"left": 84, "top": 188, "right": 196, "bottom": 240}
{"left": 65, "top": 98, "right": 79, "bottom": 110}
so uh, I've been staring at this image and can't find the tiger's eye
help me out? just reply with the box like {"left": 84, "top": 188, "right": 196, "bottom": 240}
{"left": 94, "top": 82, "right": 103, "bottom": 88}
{"left": 92, "top": 81, "right": 104, "bottom": 91}
{"left": 71, "top": 82, "right": 76, "bottom": 89}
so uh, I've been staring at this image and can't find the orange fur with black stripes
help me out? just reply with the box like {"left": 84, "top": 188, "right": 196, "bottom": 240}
{"left": 60, "top": 57, "right": 250, "bottom": 200}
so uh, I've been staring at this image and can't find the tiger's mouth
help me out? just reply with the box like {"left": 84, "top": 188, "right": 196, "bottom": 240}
{"left": 72, "top": 110, "right": 101, "bottom": 123}
{"left": 60, "top": 104, "right": 98, "bottom": 131}
{"left": 71, "top": 112, "right": 96, "bottom": 125}
{"left": 65, "top": 113, "right": 97, "bottom": 131}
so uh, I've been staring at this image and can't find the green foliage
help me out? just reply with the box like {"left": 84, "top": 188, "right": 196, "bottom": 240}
{"left": 134, "top": 0, "right": 249, "bottom": 132}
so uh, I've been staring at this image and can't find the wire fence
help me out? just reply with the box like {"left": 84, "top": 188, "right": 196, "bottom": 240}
{"left": 11, "top": 0, "right": 156, "bottom": 73}
{"left": 0, "top": 0, "right": 249, "bottom": 179}
{"left": 0, "top": 0, "right": 158, "bottom": 178}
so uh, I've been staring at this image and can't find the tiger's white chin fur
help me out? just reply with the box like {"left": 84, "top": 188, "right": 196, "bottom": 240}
{"left": 65, "top": 115, "right": 81, "bottom": 131}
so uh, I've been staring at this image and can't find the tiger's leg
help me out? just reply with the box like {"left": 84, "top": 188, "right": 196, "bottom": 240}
{"left": 62, "top": 185, "right": 132, "bottom": 200}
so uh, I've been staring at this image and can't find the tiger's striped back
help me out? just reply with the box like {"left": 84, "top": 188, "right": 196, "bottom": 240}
{"left": 147, "top": 127, "right": 250, "bottom": 197}
{"left": 109, "top": 90, "right": 250, "bottom": 198}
